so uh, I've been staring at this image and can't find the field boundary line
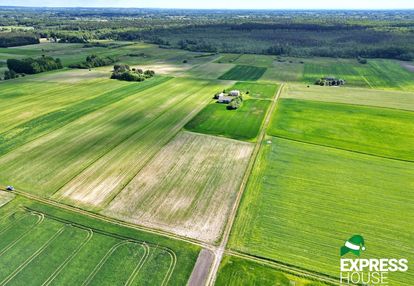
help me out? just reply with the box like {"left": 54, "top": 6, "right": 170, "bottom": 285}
{"left": 226, "top": 250, "right": 340, "bottom": 286}
{"left": 0, "top": 212, "right": 44, "bottom": 258}
{"left": 41, "top": 227, "right": 94, "bottom": 286}
{"left": 270, "top": 135, "right": 414, "bottom": 163}
{"left": 0, "top": 224, "right": 65, "bottom": 286}
{"left": 124, "top": 243, "right": 150, "bottom": 286}
{"left": 206, "top": 83, "right": 285, "bottom": 286}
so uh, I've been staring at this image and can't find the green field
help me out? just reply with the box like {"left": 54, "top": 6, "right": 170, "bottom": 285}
{"left": 0, "top": 76, "right": 226, "bottom": 202}
{"left": 185, "top": 99, "right": 271, "bottom": 141}
{"left": 219, "top": 65, "right": 267, "bottom": 81}
{"left": 231, "top": 82, "right": 278, "bottom": 99}
{"left": 0, "top": 196, "right": 199, "bottom": 286}
{"left": 229, "top": 137, "right": 414, "bottom": 285}
{"left": 268, "top": 99, "right": 414, "bottom": 161}
{"left": 303, "top": 58, "right": 414, "bottom": 90}
{"left": 216, "top": 255, "right": 327, "bottom": 286}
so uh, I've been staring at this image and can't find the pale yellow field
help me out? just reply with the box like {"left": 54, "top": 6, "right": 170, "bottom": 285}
{"left": 0, "top": 191, "right": 14, "bottom": 208}
{"left": 103, "top": 131, "right": 253, "bottom": 243}
{"left": 283, "top": 83, "right": 414, "bottom": 111}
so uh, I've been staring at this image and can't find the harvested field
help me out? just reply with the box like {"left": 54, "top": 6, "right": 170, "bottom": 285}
{"left": 54, "top": 80, "right": 227, "bottom": 208}
{"left": 219, "top": 65, "right": 267, "bottom": 81}
{"left": 104, "top": 132, "right": 253, "bottom": 243}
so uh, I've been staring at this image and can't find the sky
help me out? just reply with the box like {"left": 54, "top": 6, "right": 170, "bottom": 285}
{"left": 1, "top": 0, "right": 414, "bottom": 10}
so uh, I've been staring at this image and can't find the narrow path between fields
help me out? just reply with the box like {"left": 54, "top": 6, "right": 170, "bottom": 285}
{"left": 205, "top": 83, "right": 285, "bottom": 286}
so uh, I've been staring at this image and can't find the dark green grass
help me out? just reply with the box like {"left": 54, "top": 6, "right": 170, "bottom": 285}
{"left": 219, "top": 65, "right": 267, "bottom": 81}
{"left": 185, "top": 99, "right": 271, "bottom": 141}
{"left": 231, "top": 82, "right": 278, "bottom": 99}
{"left": 0, "top": 76, "right": 170, "bottom": 157}
{"left": 229, "top": 137, "right": 414, "bottom": 286}
{"left": 0, "top": 197, "right": 199, "bottom": 285}
{"left": 216, "top": 255, "right": 327, "bottom": 286}
{"left": 268, "top": 99, "right": 414, "bottom": 161}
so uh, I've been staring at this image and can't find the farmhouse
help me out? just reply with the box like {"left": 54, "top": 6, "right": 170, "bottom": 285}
{"left": 218, "top": 94, "right": 234, "bottom": 103}
{"left": 315, "top": 76, "right": 346, "bottom": 86}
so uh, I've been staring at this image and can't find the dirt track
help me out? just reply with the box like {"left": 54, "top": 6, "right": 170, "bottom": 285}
{"left": 187, "top": 249, "right": 215, "bottom": 286}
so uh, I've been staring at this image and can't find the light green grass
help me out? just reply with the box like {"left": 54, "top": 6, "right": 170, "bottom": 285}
{"left": 231, "top": 82, "right": 278, "bottom": 99}
{"left": 268, "top": 99, "right": 414, "bottom": 161}
{"left": 229, "top": 137, "right": 414, "bottom": 285}
{"left": 260, "top": 61, "right": 305, "bottom": 82}
{"left": 0, "top": 78, "right": 226, "bottom": 199}
{"left": 219, "top": 65, "right": 267, "bottom": 81}
{"left": 303, "top": 58, "right": 414, "bottom": 90}
{"left": 185, "top": 62, "right": 235, "bottom": 79}
{"left": 283, "top": 83, "right": 414, "bottom": 111}
{"left": 216, "top": 255, "right": 327, "bottom": 286}
{"left": 185, "top": 99, "right": 271, "bottom": 141}
{"left": 232, "top": 54, "right": 275, "bottom": 68}
{"left": 0, "top": 191, "right": 14, "bottom": 208}
{"left": 0, "top": 196, "right": 199, "bottom": 285}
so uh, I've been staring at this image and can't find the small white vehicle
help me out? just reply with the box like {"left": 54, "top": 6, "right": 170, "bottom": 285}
{"left": 6, "top": 186, "right": 15, "bottom": 191}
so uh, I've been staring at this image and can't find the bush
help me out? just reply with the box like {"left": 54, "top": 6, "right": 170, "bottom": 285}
{"left": 7, "top": 56, "right": 63, "bottom": 74}
{"left": 227, "top": 96, "right": 243, "bottom": 110}
{"left": 111, "top": 64, "right": 155, "bottom": 82}
{"left": 69, "top": 54, "right": 116, "bottom": 69}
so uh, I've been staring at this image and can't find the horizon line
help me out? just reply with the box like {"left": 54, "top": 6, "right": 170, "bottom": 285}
{"left": 1, "top": 5, "right": 414, "bottom": 11}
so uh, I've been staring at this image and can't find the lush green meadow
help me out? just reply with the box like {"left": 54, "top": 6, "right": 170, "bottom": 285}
{"left": 216, "top": 255, "right": 326, "bottom": 286}
{"left": 185, "top": 82, "right": 276, "bottom": 141}
{"left": 268, "top": 99, "right": 414, "bottom": 161}
{"left": 219, "top": 65, "right": 267, "bottom": 81}
{"left": 185, "top": 62, "right": 235, "bottom": 79}
{"left": 0, "top": 196, "right": 199, "bottom": 286}
{"left": 229, "top": 137, "right": 414, "bottom": 285}
{"left": 283, "top": 83, "right": 414, "bottom": 111}
{"left": 186, "top": 100, "right": 270, "bottom": 141}
{"left": 105, "top": 131, "right": 253, "bottom": 243}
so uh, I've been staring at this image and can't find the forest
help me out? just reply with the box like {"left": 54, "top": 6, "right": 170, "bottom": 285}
{"left": 0, "top": 7, "right": 413, "bottom": 60}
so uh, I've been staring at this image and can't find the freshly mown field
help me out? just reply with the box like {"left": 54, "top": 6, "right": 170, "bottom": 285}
{"left": 0, "top": 197, "right": 199, "bottom": 286}
{"left": 0, "top": 77, "right": 226, "bottom": 202}
{"left": 219, "top": 65, "right": 267, "bottom": 81}
{"left": 185, "top": 100, "right": 270, "bottom": 141}
{"left": 53, "top": 79, "right": 227, "bottom": 208}
{"left": 185, "top": 82, "right": 277, "bottom": 141}
{"left": 268, "top": 99, "right": 414, "bottom": 161}
{"left": 229, "top": 137, "right": 414, "bottom": 285}
{"left": 104, "top": 132, "right": 253, "bottom": 243}
{"left": 283, "top": 83, "right": 414, "bottom": 111}
{"left": 216, "top": 255, "right": 327, "bottom": 286}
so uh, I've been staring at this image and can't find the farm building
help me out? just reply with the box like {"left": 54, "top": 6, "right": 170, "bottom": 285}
{"left": 229, "top": 90, "right": 241, "bottom": 96}
{"left": 218, "top": 94, "right": 234, "bottom": 103}
{"left": 315, "top": 77, "right": 345, "bottom": 86}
